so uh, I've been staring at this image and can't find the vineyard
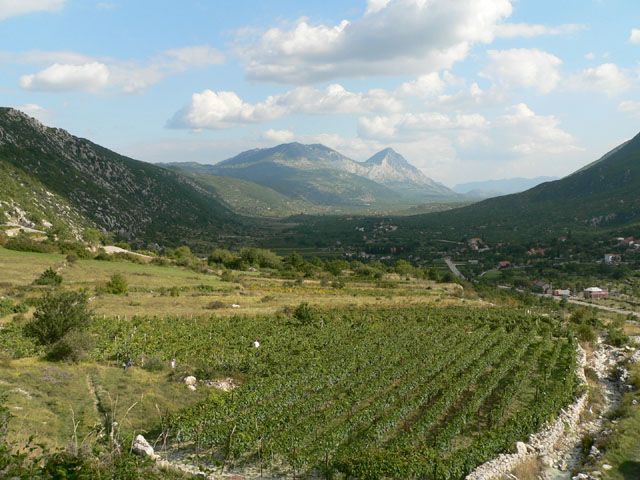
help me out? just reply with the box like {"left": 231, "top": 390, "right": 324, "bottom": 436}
{"left": 87, "top": 305, "right": 578, "bottom": 479}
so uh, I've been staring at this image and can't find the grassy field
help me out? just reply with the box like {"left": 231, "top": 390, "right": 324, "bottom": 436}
{"left": 0, "top": 247, "right": 472, "bottom": 320}
{"left": 0, "top": 246, "right": 634, "bottom": 479}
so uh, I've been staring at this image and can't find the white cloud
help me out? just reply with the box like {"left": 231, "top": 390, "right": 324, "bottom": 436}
{"left": 618, "top": 100, "right": 640, "bottom": 116}
{"left": 584, "top": 52, "right": 595, "bottom": 60}
{"left": 630, "top": 28, "right": 640, "bottom": 44}
{"left": 495, "top": 23, "right": 585, "bottom": 38}
{"left": 0, "top": 0, "right": 64, "bottom": 21}
{"left": 20, "top": 62, "right": 110, "bottom": 92}
{"left": 262, "top": 129, "right": 295, "bottom": 143}
{"left": 365, "top": 0, "right": 391, "bottom": 15}
{"left": 499, "top": 103, "right": 581, "bottom": 155}
{"left": 238, "top": 0, "right": 513, "bottom": 83}
{"left": 170, "top": 84, "right": 402, "bottom": 129}
{"left": 358, "top": 112, "right": 488, "bottom": 141}
{"left": 569, "top": 63, "right": 632, "bottom": 97}
{"left": 481, "top": 48, "right": 562, "bottom": 94}
{"left": 397, "top": 72, "right": 453, "bottom": 98}
{"left": 17, "top": 45, "right": 225, "bottom": 93}
{"left": 162, "top": 45, "right": 225, "bottom": 69}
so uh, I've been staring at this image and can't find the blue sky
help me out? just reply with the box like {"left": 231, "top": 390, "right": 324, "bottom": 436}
{"left": 2, "top": 0, "right": 640, "bottom": 185}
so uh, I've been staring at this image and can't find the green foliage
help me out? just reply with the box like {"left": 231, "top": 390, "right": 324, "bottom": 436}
{"left": 208, "top": 248, "right": 239, "bottom": 267}
{"left": 0, "top": 298, "right": 27, "bottom": 317}
{"left": 105, "top": 274, "right": 128, "bottom": 295}
{"left": 45, "top": 329, "right": 94, "bottom": 362}
{"left": 606, "top": 325, "right": 629, "bottom": 347}
{"left": 34, "top": 267, "right": 62, "bottom": 286}
{"left": 141, "top": 356, "right": 166, "bottom": 372}
{"left": 144, "top": 305, "right": 577, "bottom": 479}
{"left": 24, "top": 290, "right": 92, "bottom": 347}
{"left": 324, "top": 259, "right": 349, "bottom": 276}
{"left": 293, "top": 302, "right": 319, "bottom": 324}
{"left": 4, "top": 235, "right": 56, "bottom": 254}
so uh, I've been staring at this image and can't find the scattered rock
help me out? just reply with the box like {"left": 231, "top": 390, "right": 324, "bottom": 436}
{"left": 572, "top": 473, "right": 588, "bottom": 480}
{"left": 516, "top": 442, "right": 528, "bottom": 455}
{"left": 187, "top": 384, "right": 197, "bottom": 392}
{"left": 602, "top": 464, "right": 612, "bottom": 471}
{"left": 184, "top": 376, "right": 197, "bottom": 386}
{"left": 205, "top": 378, "right": 238, "bottom": 392}
{"left": 231, "top": 304, "right": 240, "bottom": 308}
{"left": 132, "top": 435, "right": 158, "bottom": 460}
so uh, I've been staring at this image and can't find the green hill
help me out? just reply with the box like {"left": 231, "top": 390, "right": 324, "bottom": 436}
{"left": 169, "top": 169, "right": 324, "bottom": 217}
{"left": 0, "top": 108, "right": 240, "bottom": 246}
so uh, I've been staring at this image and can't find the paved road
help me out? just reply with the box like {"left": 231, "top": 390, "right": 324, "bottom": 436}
{"left": 443, "top": 257, "right": 466, "bottom": 281}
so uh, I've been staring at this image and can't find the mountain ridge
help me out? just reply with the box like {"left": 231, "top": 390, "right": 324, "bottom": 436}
{"left": 0, "top": 107, "right": 240, "bottom": 246}
{"left": 169, "top": 142, "right": 460, "bottom": 208}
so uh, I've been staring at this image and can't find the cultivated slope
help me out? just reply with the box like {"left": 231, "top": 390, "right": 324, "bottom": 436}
{"left": 0, "top": 108, "right": 239, "bottom": 245}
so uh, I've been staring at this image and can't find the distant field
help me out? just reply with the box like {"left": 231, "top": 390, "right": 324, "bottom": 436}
{"left": 0, "top": 247, "right": 470, "bottom": 319}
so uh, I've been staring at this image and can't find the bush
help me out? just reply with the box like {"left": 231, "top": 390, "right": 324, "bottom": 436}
{"left": 105, "top": 274, "right": 128, "bottom": 295}
{"left": 220, "top": 270, "right": 237, "bottom": 283}
{"left": 24, "top": 291, "right": 92, "bottom": 346}
{"left": 206, "top": 301, "right": 226, "bottom": 310}
{"left": 46, "top": 330, "right": 94, "bottom": 362}
{"left": 65, "top": 253, "right": 78, "bottom": 264}
{"left": 575, "top": 323, "right": 596, "bottom": 343}
{"left": 34, "top": 268, "right": 62, "bottom": 286}
{"left": 293, "top": 302, "right": 318, "bottom": 324}
{"left": 141, "top": 356, "right": 166, "bottom": 372}
{"left": 606, "top": 326, "right": 628, "bottom": 347}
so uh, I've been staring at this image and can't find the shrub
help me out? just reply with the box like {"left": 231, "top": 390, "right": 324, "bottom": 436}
{"left": 220, "top": 270, "right": 237, "bottom": 283}
{"left": 34, "top": 267, "right": 62, "bottom": 286}
{"left": 293, "top": 302, "right": 318, "bottom": 324}
{"left": 46, "top": 330, "right": 94, "bottom": 362}
{"left": 606, "top": 326, "right": 628, "bottom": 347}
{"left": 141, "top": 356, "right": 166, "bottom": 372}
{"left": 65, "top": 253, "right": 78, "bottom": 264}
{"left": 206, "top": 300, "right": 226, "bottom": 310}
{"left": 24, "top": 291, "right": 92, "bottom": 346}
{"left": 575, "top": 323, "right": 596, "bottom": 343}
{"left": 105, "top": 274, "right": 128, "bottom": 295}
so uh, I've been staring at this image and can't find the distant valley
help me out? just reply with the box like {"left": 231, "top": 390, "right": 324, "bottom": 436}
{"left": 453, "top": 176, "right": 558, "bottom": 198}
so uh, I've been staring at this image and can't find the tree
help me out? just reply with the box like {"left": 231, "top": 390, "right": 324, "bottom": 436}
{"left": 25, "top": 291, "right": 92, "bottom": 346}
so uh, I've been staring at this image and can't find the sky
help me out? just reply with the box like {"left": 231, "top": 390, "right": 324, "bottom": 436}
{"left": 2, "top": 0, "right": 640, "bottom": 186}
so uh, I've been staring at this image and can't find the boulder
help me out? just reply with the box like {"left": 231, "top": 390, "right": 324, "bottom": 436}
{"left": 516, "top": 442, "right": 528, "bottom": 455}
{"left": 184, "top": 375, "right": 197, "bottom": 386}
{"left": 132, "top": 434, "right": 158, "bottom": 460}
{"left": 187, "top": 384, "right": 197, "bottom": 392}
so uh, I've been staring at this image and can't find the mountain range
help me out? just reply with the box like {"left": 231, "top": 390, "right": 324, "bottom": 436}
{"left": 3, "top": 106, "right": 640, "bottom": 250}
{"left": 166, "top": 143, "right": 459, "bottom": 209}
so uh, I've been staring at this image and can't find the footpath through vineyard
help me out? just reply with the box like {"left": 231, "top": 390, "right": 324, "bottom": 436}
{"left": 466, "top": 337, "right": 635, "bottom": 480}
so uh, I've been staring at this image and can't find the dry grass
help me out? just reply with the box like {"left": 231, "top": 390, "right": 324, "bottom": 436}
{"left": 0, "top": 357, "right": 206, "bottom": 450}
{"left": 510, "top": 456, "right": 543, "bottom": 479}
